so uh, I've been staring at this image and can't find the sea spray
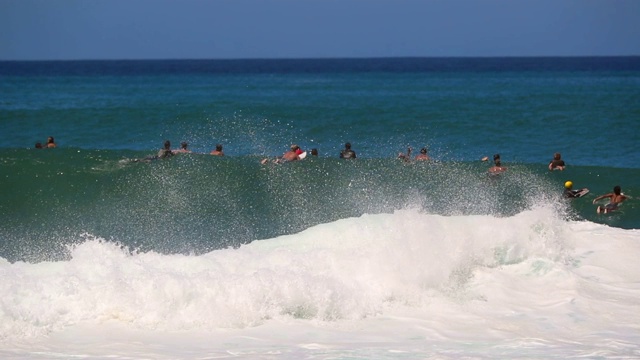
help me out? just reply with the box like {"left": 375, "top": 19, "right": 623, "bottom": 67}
{"left": 1, "top": 205, "right": 579, "bottom": 340}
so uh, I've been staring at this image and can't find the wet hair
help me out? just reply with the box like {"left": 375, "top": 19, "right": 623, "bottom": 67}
{"left": 311, "top": 148, "right": 318, "bottom": 156}
{"left": 494, "top": 160, "right": 502, "bottom": 167}
{"left": 345, "top": 142, "right": 351, "bottom": 149}
{"left": 47, "top": 136, "right": 55, "bottom": 144}
{"left": 181, "top": 142, "right": 188, "bottom": 149}
{"left": 614, "top": 185, "right": 621, "bottom": 195}
{"left": 493, "top": 154, "right": 500, "bottom": 161}
{"left": 554, "top": 152, "right": 561, "bottom": 160}
{"left": 216, "top": 144, "right": 223, "bottom": 151}
{"left": 420, "top": 148, "right": 427, "bottom": 154}
{"left": 35, "top": 142, "right": 43, "bottom": 149}
{"left": 164, "top": 140, "right": 171, "bottom": 150}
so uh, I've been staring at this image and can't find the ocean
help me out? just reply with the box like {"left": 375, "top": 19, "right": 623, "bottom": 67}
{"left": 1, "top": 57, "right": 639, "bottom": 359}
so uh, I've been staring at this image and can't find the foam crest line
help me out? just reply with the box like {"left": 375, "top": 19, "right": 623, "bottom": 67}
{"left": 0, "top": 207, "right": 575, "bottom": 339}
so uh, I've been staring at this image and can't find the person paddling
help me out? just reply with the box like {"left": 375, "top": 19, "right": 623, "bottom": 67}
{"left": 593, "top": 185, "right": 628, "bottom": 214}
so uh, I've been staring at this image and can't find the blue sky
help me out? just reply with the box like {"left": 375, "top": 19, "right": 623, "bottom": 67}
{"left": 1, "top": 0, "right": 639, "bottom": 60}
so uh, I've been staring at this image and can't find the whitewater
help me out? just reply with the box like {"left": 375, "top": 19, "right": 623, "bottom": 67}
{"left": 2, "top": 206, "right": 639, "bottom": 359}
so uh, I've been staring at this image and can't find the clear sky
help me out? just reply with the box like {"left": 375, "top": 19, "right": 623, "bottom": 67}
{"left": 1, "top": 0, "right": 639, "bottom": 60}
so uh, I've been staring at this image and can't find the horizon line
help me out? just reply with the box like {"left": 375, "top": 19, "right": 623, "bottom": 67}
{"left": 2, "top": 55, "right": 640, "bottom": 62}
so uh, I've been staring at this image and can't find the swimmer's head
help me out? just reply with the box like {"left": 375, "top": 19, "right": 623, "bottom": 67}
{"left": 614, "top": 185, "right": 621, "bottom": 195}
{"left": 564, "top": 181, "right": 573, "bottom": 189}
{"left": 420, "top": 148, "right": 427, "bottom": 154}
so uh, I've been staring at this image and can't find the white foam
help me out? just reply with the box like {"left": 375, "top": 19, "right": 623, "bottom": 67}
{"left": 1, "top": 207, "right": 639, "bottom": 358}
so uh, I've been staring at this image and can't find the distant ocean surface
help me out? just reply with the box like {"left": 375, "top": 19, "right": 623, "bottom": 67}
{"left": 1, "top": 57, "right": 640, "bottom": 359}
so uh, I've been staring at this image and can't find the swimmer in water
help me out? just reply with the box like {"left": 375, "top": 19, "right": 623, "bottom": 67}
{"left": 488, "top": 154, "right": 507, "bottom": 175}
{"left": 173, "top": 142, "right": 192, "bottom": 154}
{"left": 281, "top": 144, "right": 301, "bottom": 162}
{"left": 340, "top": 142, "right": 356, "bottom": 159}
{"left": 210, "top": 144, "right": 224, "bottom": 156}
{"left": 415, "top": 147, "right": 430, "bottom": 161}
{"left": 563, "top": 181, "right": 586, "bottom": 198}
{"left": 593, "top": 185, "right": 628, "bottom": 214}
{"left": 549, "top": 152, "right": 566, "bottom": 171}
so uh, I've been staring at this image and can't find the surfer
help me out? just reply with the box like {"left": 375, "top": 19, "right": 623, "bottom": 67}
{"left": 46, "top": 136, "right": 57, "bottom": 148}
{"left": 173, "top": 142, "right": 191, "bottom": 154}
{"left": 261, "top": 144, "right": 301, "bottom": 164}
{"left": 593, "top": 185, "right": 628, "bottom": 214}
{"left": 340, "top": 142, "right": 356, "bottom": 159}
{"left": 281, "top": 144, "right": 301, "bottom": 162}
{"left": 210, "top": 144, "right": 224, "bottom": 156}
{"left": 415, "top": 147, "right": 430, "bottom": 161}
{"left": 397, "top": 147, "right": 412, "bottom": 162}
{"left": 563, "top": 181, "right": 588, "bottom": 198}
{"left": 488, "top": 154, "right": 506, "bottom": 175}
{"left": 549, "top": 152, "right": 565, "bottom": 171}
{"left": 130, "top": 140, "right": 175, "bottom": 162}
{"left": 157, "top": 140, "right": 174, "bottom": 159}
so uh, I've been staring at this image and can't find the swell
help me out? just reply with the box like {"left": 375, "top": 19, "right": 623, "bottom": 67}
{"left": 1, "top": 149, "right": 638, "bottom": 262}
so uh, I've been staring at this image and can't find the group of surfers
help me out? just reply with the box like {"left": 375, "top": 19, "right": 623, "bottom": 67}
{"left": 40, "top": 137, "right": 629, "bottom": 214}
{"left": 149, "top": 141, "right": 633, "bottom": 215}
{"left": 479, "top": 151, "right": 628, "bottom": 214}
{"left": 492, "top": 151, "right": 628, "bottom": 214}
{"left": 548, "top": 152, "right": 629, "bottom": 214}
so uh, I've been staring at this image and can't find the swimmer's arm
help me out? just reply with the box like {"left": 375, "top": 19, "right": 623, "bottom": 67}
{"left": 592, "top": 193, "right": 611, "bottom": 204}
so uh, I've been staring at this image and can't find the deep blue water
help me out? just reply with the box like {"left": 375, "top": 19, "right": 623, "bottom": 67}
{"left": 3, "top": 57, "right": 640, "bottom": 76}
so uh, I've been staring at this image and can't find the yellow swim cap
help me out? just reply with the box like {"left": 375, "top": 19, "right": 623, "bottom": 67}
{"left": 564, "top": 181, "right": 573, "bottom": 189}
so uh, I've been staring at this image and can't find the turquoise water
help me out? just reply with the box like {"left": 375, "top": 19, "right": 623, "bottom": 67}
{"left": 1, "top": 58, "right": 639, "bottom": 262}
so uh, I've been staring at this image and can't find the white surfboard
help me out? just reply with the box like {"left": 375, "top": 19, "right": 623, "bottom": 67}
{"left": 299, "top": 151, "right": 307, "bottom": 160}
{"left": 574, "top": 188, "right": 590, "bottom": 198}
